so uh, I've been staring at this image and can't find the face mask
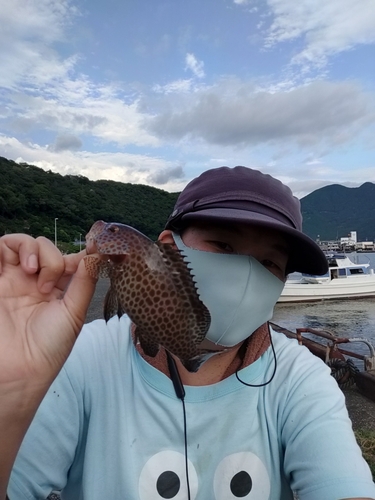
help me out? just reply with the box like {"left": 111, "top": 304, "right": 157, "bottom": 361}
{"left": 173, "top": 233, "right": 285, "bottom": 347}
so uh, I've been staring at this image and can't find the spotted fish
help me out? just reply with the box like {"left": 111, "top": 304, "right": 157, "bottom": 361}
{"left": 84, "top": 220, "right": 213, "bottom": 372}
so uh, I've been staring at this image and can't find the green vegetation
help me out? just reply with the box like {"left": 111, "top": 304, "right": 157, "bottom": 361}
{"left": 301, "top": 183, "right": 375, "bottom": 241}
{"left": 355, "top": 429, "right": 375, "bottom": 478}
{"left": 2, "top": 156, "right": 375, "bottom": 246}
{"left": 0, "top": 156, "right": 178, "bottom": 249}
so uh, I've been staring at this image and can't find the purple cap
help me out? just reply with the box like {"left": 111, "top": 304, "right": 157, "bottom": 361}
{"left": 165, "top": 166, "right": 328, "bottom": 275}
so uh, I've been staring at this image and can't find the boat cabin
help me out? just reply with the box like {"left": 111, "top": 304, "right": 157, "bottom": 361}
{"left": 302, "top": 254, "right": 371, "bottom": 283}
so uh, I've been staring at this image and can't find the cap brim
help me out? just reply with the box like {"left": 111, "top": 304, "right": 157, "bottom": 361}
{"left": 179, "top": 208, "right": 328, "bottom": 275}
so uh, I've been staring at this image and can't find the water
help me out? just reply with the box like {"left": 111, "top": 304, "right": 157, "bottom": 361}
{"left": 89, "top": 255, "right": 375, "bottom": 361}
{"left": 272, "top": 253, "right": 375, "bottom": 360}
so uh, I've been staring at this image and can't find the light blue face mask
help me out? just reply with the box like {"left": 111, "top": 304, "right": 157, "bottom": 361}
{"left": 173, "top": 233, "right": 285, "bottom": 347}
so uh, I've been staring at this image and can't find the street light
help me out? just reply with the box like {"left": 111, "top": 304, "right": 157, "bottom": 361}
{"left": 54, "top": 218, "right": 58, "bottom": 246}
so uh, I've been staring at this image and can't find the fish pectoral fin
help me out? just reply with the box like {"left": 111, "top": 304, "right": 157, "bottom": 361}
{"left": 103, "top": 287, "right": 120, "bottom": 322}
{"left": 136, "top": 327, "right": 159, "bottom": 358}
{"left": 84, "top": 255, "right": 111, "bottom": 279}
{"left": 84, "top": 255, "right": 101, "bottom": 278}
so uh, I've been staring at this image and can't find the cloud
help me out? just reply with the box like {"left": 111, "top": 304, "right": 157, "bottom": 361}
{"left": 0, "top": 134, "right": 187, "bottom": 191}
{"left": 147, "top": 165, "right": 185, "bottom": 185}
{"left": 50, "top": 134, "right": 82, "bottom": 152}
{"left": 185, "top": 53, "right": 205, "bottom": 79}
{"left": 0, "top": 0, "right": 159, "bottom": 148}
{"left": 0, "top": 0, "right": 79, "bottom": 89}
{"left": 146, "top": 79, "right": 375, "bottom": 148}
{"left": 263, "top": 0, "right": 375, "bottom": 69}
{"left": 153, "top": 79, "right": 193, "bottom": 95}
{"left": 5, "top": 78, "right": 159, "bottom": 148}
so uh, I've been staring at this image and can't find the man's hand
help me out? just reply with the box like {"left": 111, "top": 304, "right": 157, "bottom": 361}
{"left": 0, "top": 233, "right": 97, "bottom": 497}
{"left": 0, "top": 234, "right": 97, "bottom": 388}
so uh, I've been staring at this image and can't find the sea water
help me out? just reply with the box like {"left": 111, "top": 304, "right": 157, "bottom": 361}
{"left": 272, "top": 253, "right": 375, "bottom": 360}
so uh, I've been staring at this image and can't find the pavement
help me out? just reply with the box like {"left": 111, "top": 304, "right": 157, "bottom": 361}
{"left": 343, "top": 386, "right": 375, "bottom": 432}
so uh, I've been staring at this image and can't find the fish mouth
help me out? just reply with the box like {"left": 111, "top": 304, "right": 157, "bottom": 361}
{"left": 85, "top": 239, "right": 97, "bottom": 255}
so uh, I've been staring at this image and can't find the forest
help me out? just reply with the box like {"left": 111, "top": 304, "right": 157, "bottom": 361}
{"left": 0, "top": 157, "right": 178, "bottom": 252}
{"left": 2, "top": 156, "right": 375, "bottom": 251}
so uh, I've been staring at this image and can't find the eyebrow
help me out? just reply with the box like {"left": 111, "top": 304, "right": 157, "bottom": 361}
{"left": 198, "top": 221, "right": 290, "bottom": 256}
{"left": 222, "top": 224, "right": 290, "bottom": 255}
{"left": 271, "top": 242, "right": 289, "bottom": 257}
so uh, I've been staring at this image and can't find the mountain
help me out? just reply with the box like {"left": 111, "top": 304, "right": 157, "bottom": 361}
{"left": 0, "top": 157, "right": 178, "bottom": 250}
{"left": 301, "top": 183, "right": 375, "bottom": 241}
{"left": 1, "top": 156, "right": 374, "bottom": 246}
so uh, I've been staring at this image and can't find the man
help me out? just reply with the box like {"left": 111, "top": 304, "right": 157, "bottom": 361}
{"left": 1, "top": 166, "right": 374, "bottom": 499}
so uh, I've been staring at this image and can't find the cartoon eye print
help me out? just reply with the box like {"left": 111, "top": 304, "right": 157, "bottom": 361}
{"left": 213, "top": 452, "right": 271, "bottom": 499}
{"left": 139, "top": 450, "right": 198, "bottom": 499}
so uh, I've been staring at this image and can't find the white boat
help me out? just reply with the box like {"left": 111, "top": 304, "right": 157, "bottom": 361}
{"left": 279, "top": 254, "right": 375, "bottom": 303}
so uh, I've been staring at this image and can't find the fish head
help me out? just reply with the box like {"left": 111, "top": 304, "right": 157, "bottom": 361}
{"left": 85, "top": 220, "right": 143, "bottom": 264}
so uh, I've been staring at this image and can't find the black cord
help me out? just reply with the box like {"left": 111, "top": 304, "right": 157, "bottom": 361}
{"left": 235, "top": 326, "right": 277, "bottom": 387}
{"left": 181, "top": 397, "right": 191, "bottom": 500}
{"left": 166, "top": 352, "right": 191, "bottom": 500}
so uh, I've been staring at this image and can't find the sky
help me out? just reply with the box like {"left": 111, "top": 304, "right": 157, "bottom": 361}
{"left": 0, "top": 0, "right": 374, "bottom": 198}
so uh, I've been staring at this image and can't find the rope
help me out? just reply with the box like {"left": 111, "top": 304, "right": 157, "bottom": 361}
{"left": 327, "top": 358, "right": 359, "bottom": 389}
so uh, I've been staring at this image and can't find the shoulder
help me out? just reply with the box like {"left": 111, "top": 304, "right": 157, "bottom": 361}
{"left": 269, "top": 326, "right": 330, "bottom": 376}
{"left": 267, "top": 326, "right": 342, "bottom": 407}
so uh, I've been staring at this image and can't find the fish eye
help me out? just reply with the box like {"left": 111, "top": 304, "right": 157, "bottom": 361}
{"left": 107, "top": 225, "right": 119, "bottom": 233}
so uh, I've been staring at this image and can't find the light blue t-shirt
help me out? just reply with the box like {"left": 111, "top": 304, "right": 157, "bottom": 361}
{"left": 9, "top": 316, "right": 375, "bottom": 500}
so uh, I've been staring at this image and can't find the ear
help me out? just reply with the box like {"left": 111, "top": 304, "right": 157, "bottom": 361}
{"left": 158, "top": 229, "right": 175, "bottom": 245}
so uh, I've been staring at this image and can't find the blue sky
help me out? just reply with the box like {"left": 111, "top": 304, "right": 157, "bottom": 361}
{"left": 0, "top": 0, "right": 374, "bottom": 197}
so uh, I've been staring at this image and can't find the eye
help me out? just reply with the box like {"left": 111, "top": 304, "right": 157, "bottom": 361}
{"left": 260, "top": 260, "right": 285, "bottom": 280}
{"left": 107, "top": 224, "right": 119, "bottom": 233}
{"left": 261, "top": 259, "right": 278, "bottom": 269}
{"left": 138, "top": 451, "right": 198, "bottom": 499}
{"left": 213, "top": 452, "right": 270, "bottom": 499}
{"left": 210, "top": 241, "right": 234, "bottom": 253}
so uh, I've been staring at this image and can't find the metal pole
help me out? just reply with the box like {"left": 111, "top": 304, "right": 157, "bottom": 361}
{"left": 79, "top": 233, "right": 82, "bottom": 251}
{"left": 54, "top": 218, "right": 58, "bottom": 246}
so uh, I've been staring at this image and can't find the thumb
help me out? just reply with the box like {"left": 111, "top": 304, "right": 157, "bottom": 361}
{"left": 62, "top": 256, "right": 98, "bottom": 331}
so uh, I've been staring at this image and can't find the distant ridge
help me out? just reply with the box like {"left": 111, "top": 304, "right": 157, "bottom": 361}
{"left": 0, "top": 156, "right": 178, "bottom": 248}
{"left": 1, "top": 156, "right": 374, "bottom": 245}
{"left": 301, "top": 182, "right": 375, "bottom": 241}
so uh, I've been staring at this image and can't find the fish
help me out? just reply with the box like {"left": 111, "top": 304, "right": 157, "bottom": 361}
{"left": 84, "top": 220, "right": 214, "bottom": 372}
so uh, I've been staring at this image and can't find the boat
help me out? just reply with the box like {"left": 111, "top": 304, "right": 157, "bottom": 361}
{"left": 278, "top": 253, "right": 375, "bottom": 303}
{"left": 269, "top": 322, "right": 375, "bottom": 402}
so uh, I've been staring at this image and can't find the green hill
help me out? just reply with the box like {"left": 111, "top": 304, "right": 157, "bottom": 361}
{"left": 301, "top": 183, "right": 375, "bottom": 241}
{"left": 0, "top": 157, "right": 178, "bottom": 250}
{"left": 1, "top": 156, "right": 374, "bottom": 247}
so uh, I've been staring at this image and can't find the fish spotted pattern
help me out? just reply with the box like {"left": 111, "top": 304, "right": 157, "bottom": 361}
{"left": 84, "top": 220, "right": 212, "bottom": 372}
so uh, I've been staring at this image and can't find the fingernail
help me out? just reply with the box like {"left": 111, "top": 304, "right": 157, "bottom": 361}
{"left": 27, "top": 254, "right": 38, "bottom": 271}
{"left": 40, "top": 281, "right": 55, "bottom": 294}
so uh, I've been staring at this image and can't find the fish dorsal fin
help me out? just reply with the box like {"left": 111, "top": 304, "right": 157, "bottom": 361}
{"left": 156, "top": 241, "right": 206, "bottom": 308}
